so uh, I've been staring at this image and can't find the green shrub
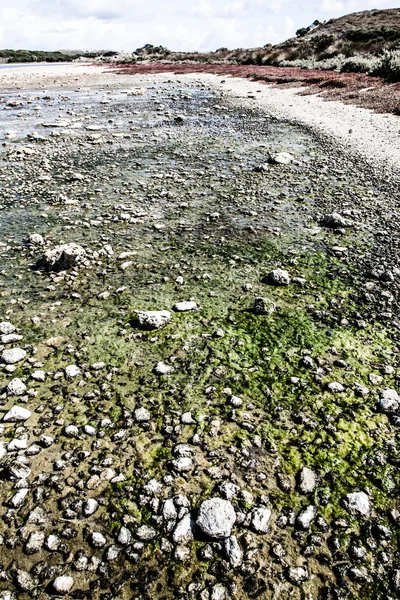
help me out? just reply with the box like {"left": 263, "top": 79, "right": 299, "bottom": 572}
{"left": 340, "top": 55, "right": 376, "bottom": 74}
{"left": 371, "top": 49, "right": 400, "bottom": 81}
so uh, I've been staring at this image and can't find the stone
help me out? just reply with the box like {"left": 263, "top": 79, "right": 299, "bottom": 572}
{"left": 265, "top": 269, "right": 290, "bottom": 286}
{"left": 15, "top": 570, "right": 35, "bottom": 592}
{"left": 9, "top": 488, "right": 29, "bottom": 508}
{"left": 322, "top": 212, "right": 348, "bottom": 229}
{"left": 268, "top": 152, "right": 294, "bottom": 165}
{"left": 197, "top": 497, "right": 236, "bottom": 539}
{"left": 297, "top": 467, "right": 318, "bottom": 494}
{"left": 134, "top": 407, "right": 151, "bottom": 422}
{"left": 28, "top": 233, "right": 44, "bottom": 245}
{"left": 42, "top": 243, "right": 86, "bottom": 271}
{"left": 117, "top": 526, "right": 132, "bottom": 545}
{"left": 296, "top": 505, "right": 317, "bottom": 530}
{"left": 210, "top": 584, "right": 228, "bottom": 600}
{"left": 83, "top": 498, "right": 98, "bottom": 517}
{"left": 224, "top": 535, "right": 243, "bottom": 567}
{"left": 136, "top": 310, "right": 171, "bottom": 330}
{"left": 250, "top": 506, "right": 271, "bottom": 533}
{"left": 0, "top": 322, "right": 16, "bottom": 335}
{"left": 172, "top": 513, "right": 194, "bottom": 544}
{"left": 31, "top": 370, "right": 46, "bottom": 381}
{"left": 287, "top": 566, "right": 309, "bottom": 585}
{"left": 171, "top": 457, "right": 193, "bottom": 472}
{"left": 26, "top": 531, "right": 45, "bottom": 554}
{"left": 7, "top": 378, "right": 27, "bottom": 396}
{"left": 136, "top": 525, "right": 156, "bottom": 541}
{"left": 173, "top": 301, "right": 198, "bottom": 312}
{"left": 65, "top": 365, "right": 81, "bottom": 378}
{"left": 90, "top": 532, "right": 106, "bottom": 548}
{"left": 3, "top": 406, "right": 31, "bottom": 422}
{"left": 253, "top": 296, "right": 276, "bottom": 315}
{"left": 1, "top": 348, "right": 26, "bottom": 365}
{"left": 377, "top": 388, "right": 399, "bottom": 413}
{"left": 52, "top": 576, "right": 74, "bottom": 594}
{"left": 154, "top": 361, "right": 174, "bottom": 375}
{"left": 326, "top": 381, "right": 344, "bottom": 393}
{"left": 343, "top": 492, "right": 370, "bottom": 517}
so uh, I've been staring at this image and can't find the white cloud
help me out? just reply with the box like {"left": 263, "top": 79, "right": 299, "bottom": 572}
{"left": 0, "top": 0, "right": 399, "bottom": 52}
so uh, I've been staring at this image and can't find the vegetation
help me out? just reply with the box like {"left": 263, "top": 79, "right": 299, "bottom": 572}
{"left": 0, "top": 49, "right": 114, "bottom": 63}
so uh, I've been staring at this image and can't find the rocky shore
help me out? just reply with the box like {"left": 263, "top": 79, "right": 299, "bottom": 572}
{"left": 0, "top": 65, "right": 400, "bottom": 600}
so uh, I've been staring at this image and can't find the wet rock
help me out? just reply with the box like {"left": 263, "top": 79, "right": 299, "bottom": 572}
{"left": 41, "top": 243, "right": 86, "bottom": 271}
{"left": 3, "top": 406, "right": 31, "bottom": 422}
{"left": 342, "top": 492, "right": 370, "bottom": 517}
{"left": 264, "top": 269, "right": 290, "bottom": 286}
{"left": 52, "top": 576, "right": 74, "bottom": 594}
{"left": 253, "top": 297, "right": 276, "bottom": 315}
{"left": 1, "top": 348, "right": 26, "bottom": 365}
{"left": 297, "top": 467, "right": 319, "bottom": 494}
{"left": 136, "top": 310, "right": 171, "bottom": 330}
{"left": 197, "top": 497, "right": 236, "bottom": 539}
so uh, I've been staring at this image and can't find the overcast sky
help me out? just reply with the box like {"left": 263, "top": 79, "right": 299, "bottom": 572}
{"left": 0, "top": 0, "right": 398, "bottom": 53}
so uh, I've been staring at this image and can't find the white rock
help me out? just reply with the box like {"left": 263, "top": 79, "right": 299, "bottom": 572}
{"left": 268, "top": 152, "right": 294, "bottom": 165}
{"left": 197, "top": 497, "right": 236, "bottom": 539}
{"left": 117, "top": 526, "right": 131, "bottom": 545}
{"left": 1, "top": 348, "right": 26, "bottom": 365}
{"left": 154, "top": 361, "right": 174, "bottom": 375}
{"left": 134, "top": 407, "right": 150, "bottom": 422}
{"left": 224, "top": 535, "right": 243, "bottom": 567}
{"left": 42, "top": 243, "right": 86, "bottom": 271}
{"left": 136, "top": 310, "right": 171, "bottom": 329}
{"left": 296, "top": 505, "right": 317, "bottom": 530}
{"left": 173, "top": 301, "right": 197, "bottom": 312}
{"left": 90, "top": 532, "right": 106, "bottom": 548}
{"left": 250, "top": 506, "right": 271, "bottom": 533}
{"left": 9, "top": 488, "right": 29, "bottom": 508}
{"left": 172, "top": 457, "right": 193, "bottom": 472}
{"left": 136, "top": 525, "right": 156, "bottom": 540}
{"left": 31, "top": 370, "right": 46, "bottom": 382}
{"left": 172, "top": 513, "right": 194, "bottom": 544}
{"left": 3, "top": 406, "right": 31, "bottom": 422}
{"left": 83, "top": 498, "right": 98, "bottom": 517}
{"left": 343, "top": 491, "right": 370, "bottom": 517}
{"left": 28, "top": 233, "right": 44, "bottom": 245}
{"left": 7, "top": 378, "right": 27, "bottom": 396}
{"left": 52, "top": 576, "right": 74, "bottom": 594}
{"left": 377, "top": 388, "right": 399, "bottom": 413}
{"left": 0, "top": 322, "right": 16, "bottom": 335}
{"left": 266, "top": 269, "right": 290, "bottom": 286}
{"left": 65, "top": 365, "right": 81, "bottom": 378}
{"left": 297, "top": 467, "right": 319, "bottom": 494}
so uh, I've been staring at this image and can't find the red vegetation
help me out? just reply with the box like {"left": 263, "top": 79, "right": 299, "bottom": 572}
{"left": 106, "top": 63, "right": 400, "bottom": 116}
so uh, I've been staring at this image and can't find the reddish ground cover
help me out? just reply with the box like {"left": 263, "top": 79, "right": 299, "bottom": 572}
{"left": 106, "top": 63, "right": 400, "bottom": 116}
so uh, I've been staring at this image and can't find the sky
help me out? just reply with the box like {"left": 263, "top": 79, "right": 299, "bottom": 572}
{"left": 0, "top": 0, "right": 399, "bottom": 53}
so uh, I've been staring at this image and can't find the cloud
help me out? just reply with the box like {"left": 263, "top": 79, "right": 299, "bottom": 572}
{"left": 0, "top": 0, "right": 399, "bottom": 52}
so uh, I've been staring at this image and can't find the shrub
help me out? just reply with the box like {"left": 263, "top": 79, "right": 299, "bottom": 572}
{"left": 340, "top": 55, "right": 376, "bottom": 74}
{"left": 371, "top": 49, "right": 400, "bottom": 81}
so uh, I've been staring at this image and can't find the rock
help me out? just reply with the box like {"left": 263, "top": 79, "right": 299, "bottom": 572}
{"left": 253, "top": 297, "right": 276, "bottom": 315}
{"left": 1, "top": 348, "right": 26, "bottom": 365}
{"left": 268, "top": 152, "right": 294, "bottom": 165}
{"left": 3, "top": 406, "right": 31, "bottom": 422}
{"left": 28, "top": 233, "right": 44, "bottom": 245}
{"left": 322, "top": 212, "right": 348, "bottom": 229}
{"left": 296, "top": 505, "right": 317, "bottom": 530}
{"left": 297, "top": 467, "right": 318, "bottom": 494}
{"left": 31, "top": 370, "right": 46, "bottom": 381}
{"left": 41, "top": 243, "right": 86, "bottom": 271}
{"left": 154, "top": 361, "right": 174, "bottom": 375}
{"left": 90, "top": 532, "right": 106, "bottom": 548}
{"left": 7, "top": 378, "right": 27, "bottom": 396}
{"left": 197, "top": 497, "right": 236, "bottom": 539}
{"left": 15, "top": 570, "right": 35, "bottom": 592}
{"left": 210, "top": 584, "right": 228, "bottom": 600}
{"left": 136, "top": 525, "right": 156, "bottom": 541}
{"left": 117, "top": 526, "right": 131, "bottom": 545}
{"left": 250, "top": 506, "right": 271, "bottom": 533}
{"left": 343, "top": 492, "right": 370, "bottom": 517}
{"left": 136, "top": 310, "right": 171, "bottom": 330}
{"left": 26, "top": 531, "right": 45, "bottom": 554}
{"left": 377, "top": 388, "right": 399, "bottom": 413}
{"left": 9, "top": 488, "right": 29, "bottom": 508}
{"left": 287, "top": 566, "right": 309, "bottom": 585}
{"left": 173, "top": 301, "right": 198, "bottom": 312}
{"left": 52, "top": 576, "right": 74, "bottom": 594}
{"left": 134, "top": 407, "right": 151, "bottom": 422}
{"left": 0, "top": 322, "right": 16, "bottom": 335}
{"left": 83, "top": 498, "right": 98, "bottom": 517}
{"left": 265, "top": 269, "right": 290, "bottom": 286}
{"left": 171, "top": 457, "right": 193, "bottom": 472}
{"left": 326, "top": 381, "right": 344, "bottom": 393}
{"left": 65, "top": 364, "right": 81, "bottom": 378}
{"left": 172, "top": 513, "right": 194, "bottom": 544}
{"left": 224, "top": 535, "right": 243, "bottom": 567}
